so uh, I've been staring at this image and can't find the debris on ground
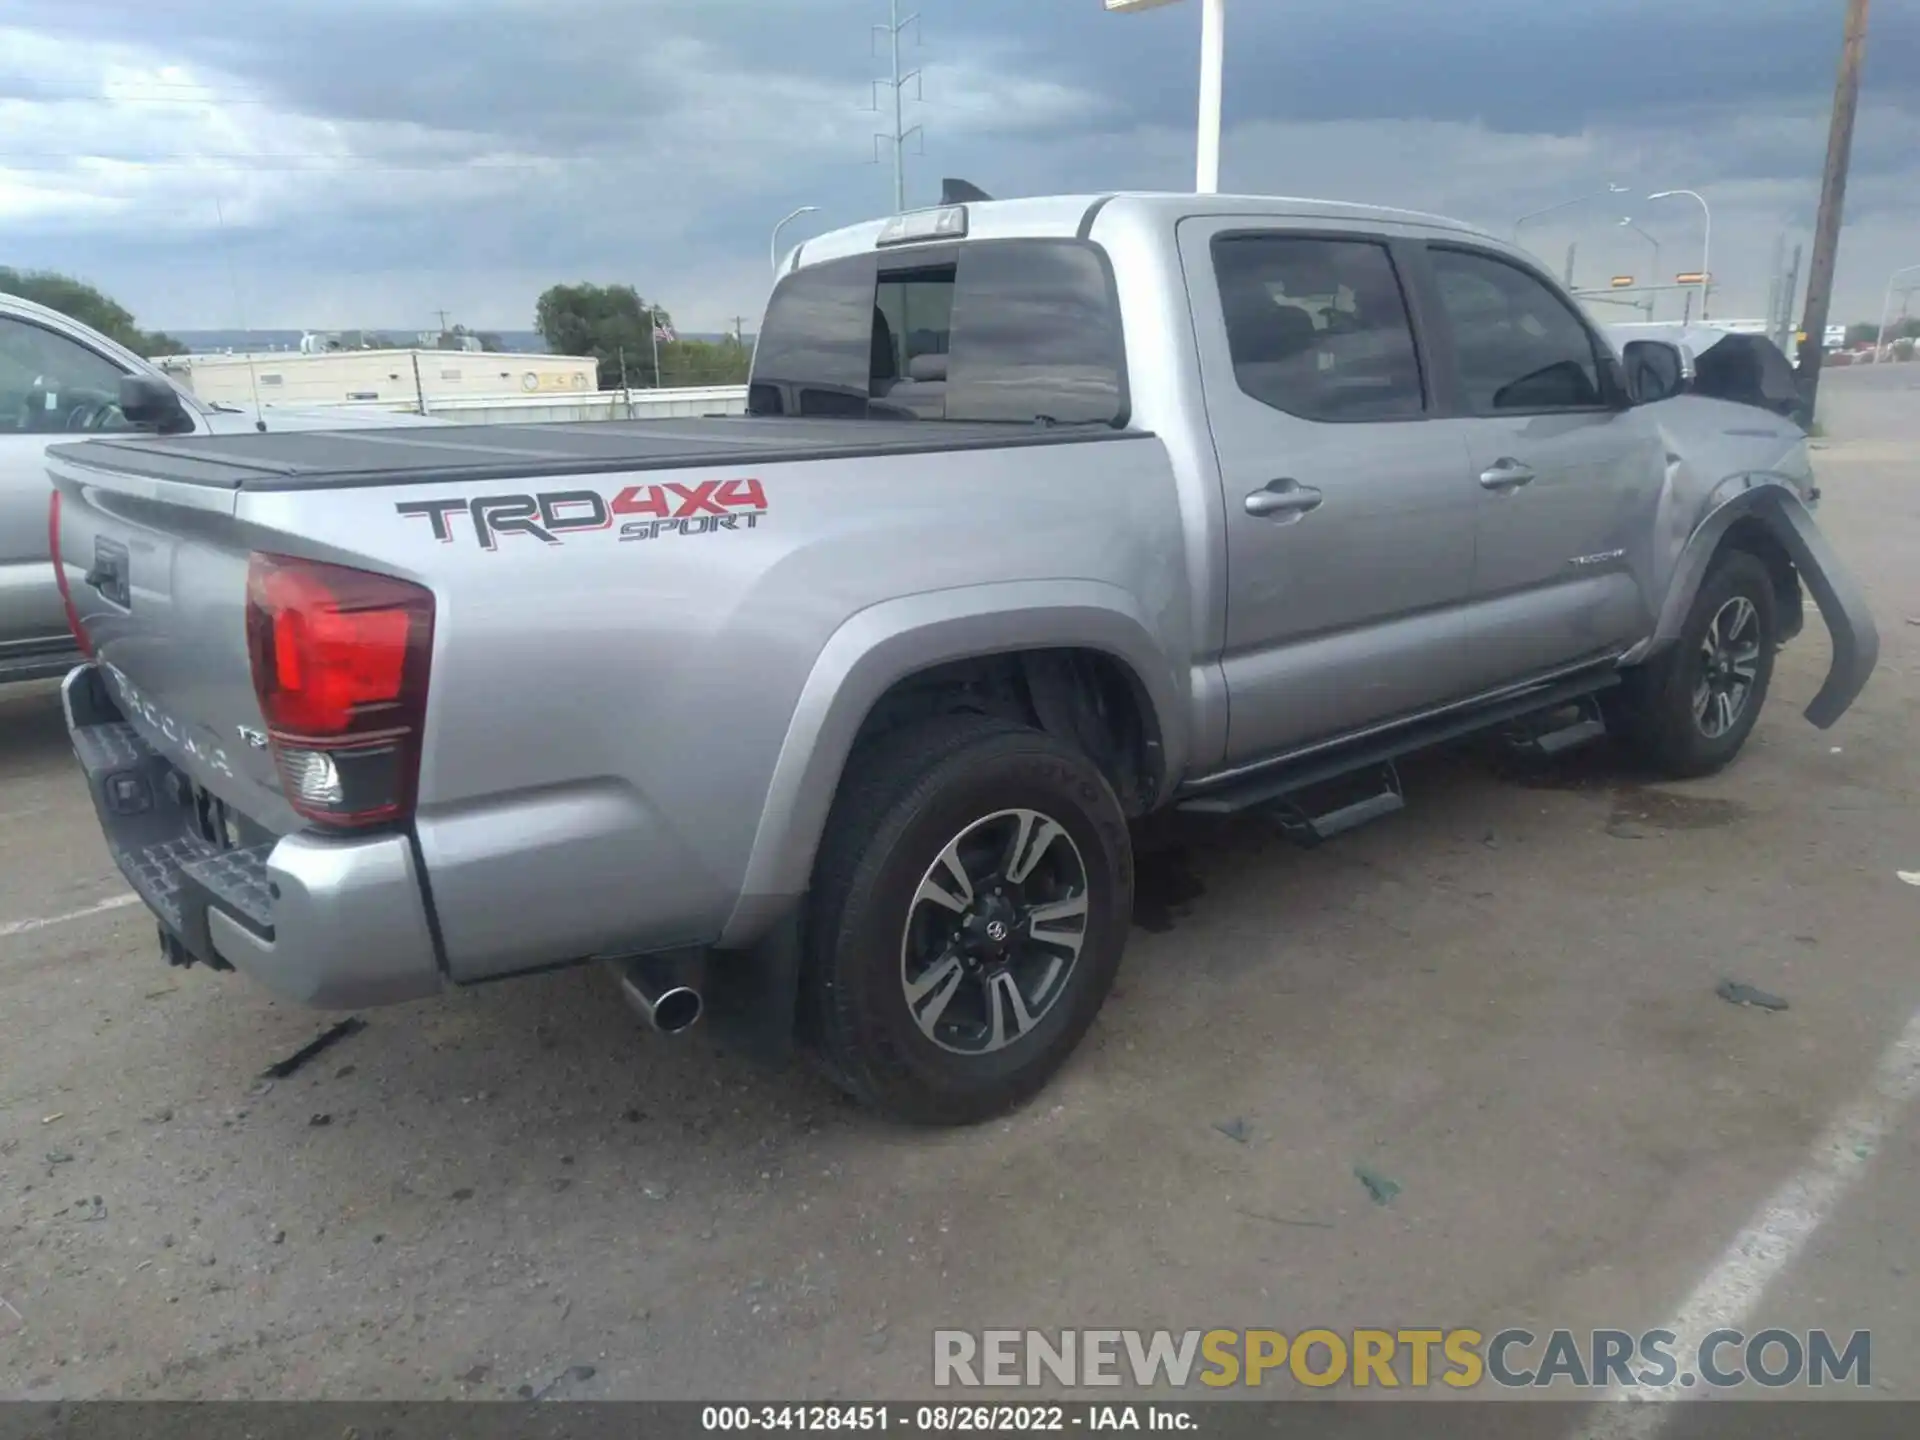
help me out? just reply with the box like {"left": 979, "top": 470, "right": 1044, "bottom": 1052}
{"left": 72, "top": 1196, "right": 107, "bottom": 1222}
{"left": 45, "top": 1151, "right": 73, "bottom": 1165}
{"left": 529, "top": 1363, "right": 597, "bottom": 1401}
{"left": 261, "top": 1016, "right": 366, "bottom": 1080}
{"left": 1213, "top": 1117, "right": 1252, "bottom": 1144}
{"left": 308, "top": 1113, "right": 333, "bottom": 1128}
{"left": 1897, "top": 871, "right": 1920, "bottom": 887}
{"left": 1716, "top": 980, "right": 1789, "bottom": 1012}
{"left": 1238, "top": 1209, "right": 1334, "bottom": 1229}
{"left": 1353, "top": 1165, "right": 1401, "bottom": 1206}
{"left": 40, "top": 1113, "right": 63, "bottom": 1125}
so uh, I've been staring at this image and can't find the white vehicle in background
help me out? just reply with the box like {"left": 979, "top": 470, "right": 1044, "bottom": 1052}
{"left": 0, "top": 292, "right": 443, "bottom": 685}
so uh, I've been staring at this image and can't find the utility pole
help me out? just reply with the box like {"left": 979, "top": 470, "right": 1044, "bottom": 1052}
{"left": 1777, "top": 243, "right": 1803, "bottom": 355}
{"left": 1563, "top": 243, "right": 1577, "bottom": 289}
{"left": 1795, "top": 0, "right": 1871, "bottom": 423}
{"left": 1765, "top": 232, "right": 1785, "bottom": 342}
{"left": 871, "top": 0, "right": 923, "bottom": 213}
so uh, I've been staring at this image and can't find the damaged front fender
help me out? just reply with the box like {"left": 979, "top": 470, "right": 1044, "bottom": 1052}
{"left": 1640, "top": 482, "right": 1879, "bottom": 729}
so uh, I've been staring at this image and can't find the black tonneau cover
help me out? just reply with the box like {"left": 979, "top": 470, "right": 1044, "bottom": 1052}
{"left": 50, "top": 416, "right": 1148, "bottom": 492}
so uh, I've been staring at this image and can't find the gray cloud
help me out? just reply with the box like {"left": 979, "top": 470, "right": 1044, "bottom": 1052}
{"left": 2, "top": 0, "right": 1915, "bottom": 332}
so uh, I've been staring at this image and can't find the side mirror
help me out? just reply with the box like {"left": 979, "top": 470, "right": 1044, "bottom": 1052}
{"left": 1621, "top": 339, "right": 1696, "bottom": 406}
{"left": 119, "top": 373, "right": 194, "bottom": 434}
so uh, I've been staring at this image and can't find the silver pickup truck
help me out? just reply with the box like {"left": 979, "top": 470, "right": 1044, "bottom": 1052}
{"left": 49, "top": 192, "right": 1878, "bottom": 1124}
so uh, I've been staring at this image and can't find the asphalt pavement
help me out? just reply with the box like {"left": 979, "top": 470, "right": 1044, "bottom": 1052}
{"left": 2, "top": 366, "right": 1917, "bottom": 1412}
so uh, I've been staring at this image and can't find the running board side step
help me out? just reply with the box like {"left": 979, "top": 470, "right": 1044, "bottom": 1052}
{"left": 1503, "top": 696, "right": 1610, "bottom": 758}
{"left": 1178, "top": 668, "right": 1622, "bottom": 818}
{"left": 1267, "top": 762, "right": 1404, "bottom": 847}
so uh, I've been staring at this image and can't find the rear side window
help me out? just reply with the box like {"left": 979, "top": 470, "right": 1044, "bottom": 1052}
{"left": 1211, "top": 233, "right": 1424, "bottom": 422}
{"left": 749, "top": 254, "right": 879, "bottom": 418}
{"left": 749, "top": 239, "right": 1126, "bottom": 426}
{"left": 1427, "top": 247, "right": 1604, "bottom": 412}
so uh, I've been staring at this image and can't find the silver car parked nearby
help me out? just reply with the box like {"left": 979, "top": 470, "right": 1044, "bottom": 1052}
{"left": 0, "top": 291, "right": 441, "bottom": 684}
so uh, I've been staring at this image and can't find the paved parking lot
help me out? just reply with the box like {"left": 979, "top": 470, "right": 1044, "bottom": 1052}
{"left": 3, "top": 367, "right": 1918, "bottom": 1408}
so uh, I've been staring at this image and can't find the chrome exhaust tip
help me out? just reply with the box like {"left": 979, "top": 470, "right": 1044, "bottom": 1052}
{"left": 610, "top": 954, "right": 705, "bottom": 1035}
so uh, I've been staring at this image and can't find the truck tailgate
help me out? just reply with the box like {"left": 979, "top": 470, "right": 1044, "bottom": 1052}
{"left": 49, "top": 453, "right": 297, "bottom": 832}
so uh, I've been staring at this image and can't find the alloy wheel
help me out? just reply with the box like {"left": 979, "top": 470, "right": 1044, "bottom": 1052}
{"left": 1692, "top": 594, "right": 1762, "bottom": 739}
{"left": 898, "top": 808, "right": 1091, "bottom": 1056}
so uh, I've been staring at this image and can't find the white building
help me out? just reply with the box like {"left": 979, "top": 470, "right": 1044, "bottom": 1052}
{"left": 155, "top": 348, "right": 598, "bottom": 409}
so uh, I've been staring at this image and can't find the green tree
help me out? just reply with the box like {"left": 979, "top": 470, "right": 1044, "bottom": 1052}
{"left": 1845, "top": 318, "right": 1920, "bottom": 349}
{"left": 658, "top": 335, "right": 751, "bottom": 386}
{"left": 534, "top": 282, "right": 672, "bottom": 389}
{"left": 0, "top": 265, "right": 184, "bottom": 357}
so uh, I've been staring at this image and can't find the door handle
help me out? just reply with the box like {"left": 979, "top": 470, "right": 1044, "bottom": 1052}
{"left": 1244, "top": 480, "right": 1324, "bottom": 518}
{"left": 1479, "top": 458, "right": 1536, "bottom": 491}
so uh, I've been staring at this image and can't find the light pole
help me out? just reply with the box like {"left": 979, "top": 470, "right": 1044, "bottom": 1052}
{"left": 771, "top": 206, "right": 820, "bottom": 278}
{"left": 1107, "top": 0, "right": 1226, "bottom": 194}
{"left": 1875, "top": 262, "right": 1920, "bottom": 360}
{"left": 1512, "top": 184, "right": 1628, "bottom": 241}
{"left": 1619, "top": 218, "right": 1661, "bottom": 319}
{"left": 1648, "top": 189, "right": 1712, "bottom": 320}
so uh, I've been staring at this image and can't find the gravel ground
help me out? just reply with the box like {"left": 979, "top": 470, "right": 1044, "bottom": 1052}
{"left": 2, "top": 366, "right": 1917, "bottom": 1404}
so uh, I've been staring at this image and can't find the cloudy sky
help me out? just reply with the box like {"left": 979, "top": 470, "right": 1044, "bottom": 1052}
{"left": 2, "top": 0, "right": 1916, "bottom": 337}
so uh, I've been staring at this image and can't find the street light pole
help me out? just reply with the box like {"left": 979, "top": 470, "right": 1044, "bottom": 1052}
{"left": 1876, "top": 262, "right": 1920, "bottom": 360}
{"left": 1511, "top": 184, "right": 1629, "bottom": 243}
{"left": 771, "top": 206, "right": 820, "bottom": 278}
{"left": 1619, "top": 218, "right": 1661, "bottom": 319}
{"left": 1648, "top": 189, "right": 1712, "bottom": 320}
{"left": 1196, "top": 0, "right": 1225, "bottom": 193}
{"left": 1106, "top": 0, "right": 1225, "bottom": 194}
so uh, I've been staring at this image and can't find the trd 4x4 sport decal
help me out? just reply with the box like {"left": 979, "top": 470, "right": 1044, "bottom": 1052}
{"left": 397, "top": 479, "right": 768, "bottom": 551}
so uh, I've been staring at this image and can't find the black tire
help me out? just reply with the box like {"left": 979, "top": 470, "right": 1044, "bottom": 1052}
{"left": 1609, "top": 549, "right": 1778, "bottom": 779}
{"left": 804, "top": 714, "right": 1133, "bottom": 1126}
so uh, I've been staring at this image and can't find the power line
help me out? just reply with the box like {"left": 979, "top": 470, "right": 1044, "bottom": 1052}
{"left": 869, "top": 0, "right": 923, "bottom": 213}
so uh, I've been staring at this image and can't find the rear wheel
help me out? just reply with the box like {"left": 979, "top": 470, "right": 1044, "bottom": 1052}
{"left": 1610, "top": 549, "right": 1777, "bottom": 778}
{"left": 804, "top": 715, "right": 1133, "bottom": 1125}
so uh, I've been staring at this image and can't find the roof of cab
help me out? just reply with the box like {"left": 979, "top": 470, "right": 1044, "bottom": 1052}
{"left": 783, "top": 191, "right": 1500, "bottom": 272}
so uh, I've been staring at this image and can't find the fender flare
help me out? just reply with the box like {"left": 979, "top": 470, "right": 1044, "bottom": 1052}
{"left": 716, "top": 580, "right": 1185, "bottom": 947}
{"left": 1639, "top": 479, "right": 1878, "bottom": 730}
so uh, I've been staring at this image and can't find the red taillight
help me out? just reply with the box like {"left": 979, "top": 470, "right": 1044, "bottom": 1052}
{"left": 245, "top": 553, "right": 434, "bottom": 829}
{"left": 48, "top": 490, "right": 94, "bottom": 658}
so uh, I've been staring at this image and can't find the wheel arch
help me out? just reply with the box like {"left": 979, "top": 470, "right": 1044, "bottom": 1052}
{"left": 717, "top": 581, "right": 1184, "bottom": 948}
{"left": 1636, "top": 479, "right": 1879, "bottom": 730}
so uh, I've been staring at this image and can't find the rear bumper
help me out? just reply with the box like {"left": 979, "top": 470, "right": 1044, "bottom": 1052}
{"left": 1, "top": 638, "right": 85, "bottom": 687}
{"left": 62, "top": 664, "right": 443, "bottom": 1009}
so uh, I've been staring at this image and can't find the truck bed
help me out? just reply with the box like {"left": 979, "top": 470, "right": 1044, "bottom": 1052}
{"left": 49, "top": 416, "right": 1147, "bottom": 491}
